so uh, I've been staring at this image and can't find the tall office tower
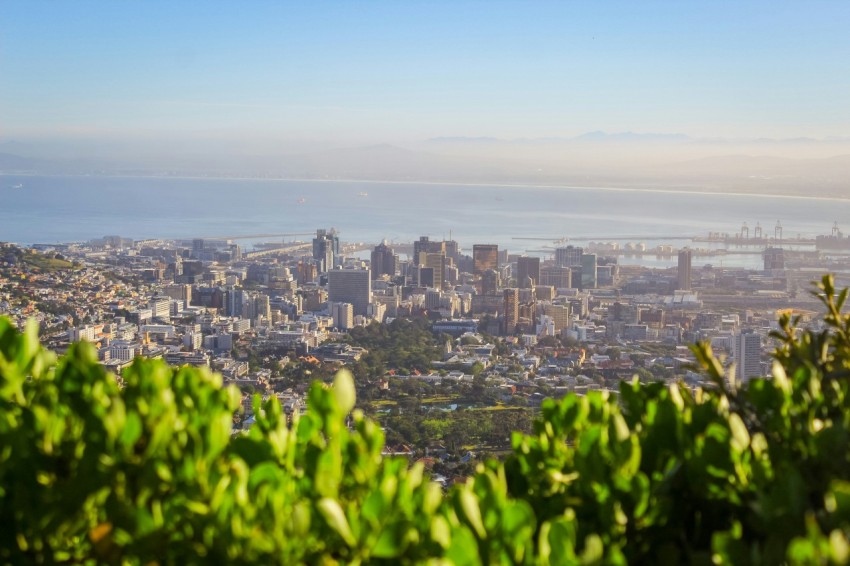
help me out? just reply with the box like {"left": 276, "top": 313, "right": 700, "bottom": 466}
{"left": 543, "top": 302, "right": 571, "bottom": 332}
{"left": 442, "top": 240, "right": 460, "bottom": 264}
{"left": 251, "top": 293, "right": 271, "bottom": 321}
{"left": 425, "top": 289, "right": 443, "bottom": 310}
{"left": 226, "top": 243, "right": 241, "bottom": 262}
{"left": 413, "top": 236, "right": 431, "bottom": 266}
{"left": 677, "top": 249, "right": 693, "bottom": 290}
{"left": 192, "top": 238, "right": 205, "bottom": 258}
{"left": 516, "top": 256, "right": 541, "bottom": 288}
{"left": 417, "top": 267, "right": 435, "bottom": 288}
{"left": 370, "top": 241, "right": 398, "bottom": 279}
{"left": 734, "top": 331, "right": 762, "bottom": 382}
{"left": 555, "top": 245, "right": 583, "bottom": 268}
{"left": 413, "top": 236, "right": 445, "bottom": 266}
{"left": 473, "top": 244, "right": 499, "bottom": 275}
{"left": 327, "top": 268, "right": 371, "bottom": 316}
{"left": 580, "top": 253, "right": 597, "bottom": 289}
{"left": 481, "top": 268, "right": 500, "bottom": 295}
{"left": 503, "top": 288, "right": 519, "bottom": 335}
{"left": 540, "top": 266, "right": 572, "bottom": 289}
{"left": 423, "top": 252, "right": 447, "bottom": 288}
{"left": 226, "top": 289, "right": 246, "bottom": 317}
{"left": 313, "top": 229, "right": 340, "bottom": 272}
{"left": 763, "top": 247, "right": 785, "bottom": 272}
{"left": 297, "top": 259, "right": 318, "bottom": 284}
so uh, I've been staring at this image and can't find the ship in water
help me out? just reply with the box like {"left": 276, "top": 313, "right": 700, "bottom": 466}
{"left": 10, "top": 183, "right": 23, "bottom": 189}
{"left": 297, "top": 197, "right": 306, "bottom": 204}
{"left": 358, "top": 191, "right": 368, "bottom": 197}
{"left": 817, "top": 223, "right": 850, "bottom": 250}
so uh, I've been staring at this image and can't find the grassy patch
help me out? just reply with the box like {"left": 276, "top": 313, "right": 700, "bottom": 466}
{"left": 22, "top": 253, "right": 75, "bottom": 272}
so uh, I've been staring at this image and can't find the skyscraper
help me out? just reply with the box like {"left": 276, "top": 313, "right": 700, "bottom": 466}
{"left": 580, "top": 253, "right": 597, "bottom": 289}
{"left": 516, "top": 256, "right": 540, "bottom": 288}
{"left": 413, "top": 236, "right": 445, "bottom": 266}
{"left": 473, "top": 244, "right": 499, "bottom": 275}
{"left": 540, "top": 266, "right": 572, "bottom": 289}
{"left": 423, "top": 252, "right": 447, "bottom": 289}
{"left": 735, "top": 331, "right": 762, "bottom": 382}
{"left": 555, "top": 245, "right": 583, "bottom": 267}
{"left": 503, "top": 288, "right": 519, "bottom": 335}
{"left": 764, "top": 247, "right": 785, "bottom": 272}
{"left": 370, "top": 241, "right": 398, "bottom": 279}
{"left": 677, "top": 249, "right": 693, "bottom": 290}
{"left": 313, "top": 229, "right": 340, "bottom": 272}
{"left": 481, "top": 268, "right": 500, "bottom": 295}
{"left": 327, "top": 268, "right": 371, "bottom": 316}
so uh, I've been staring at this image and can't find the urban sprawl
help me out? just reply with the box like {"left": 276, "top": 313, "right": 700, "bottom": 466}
{"left": 3, "top": 227, "right": 850, "bottom": 481}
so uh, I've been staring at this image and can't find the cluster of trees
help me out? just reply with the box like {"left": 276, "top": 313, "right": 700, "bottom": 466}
{"left": 344, "top": 317, "right": 444, "bottom": 378}
{"left": 5, "top": 276, "right": 850, "bottom": 563}
{"left": 381, "top": 407, "right": 533, "bottom": 453}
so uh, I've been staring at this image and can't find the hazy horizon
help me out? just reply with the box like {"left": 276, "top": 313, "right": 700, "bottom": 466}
{"left": 3, "top": 1, "right": 850, "bottom": 195}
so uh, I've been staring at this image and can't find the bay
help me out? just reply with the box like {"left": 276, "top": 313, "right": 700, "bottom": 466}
{"left": 2, "top": 174, "right": 847, "bottom": 269}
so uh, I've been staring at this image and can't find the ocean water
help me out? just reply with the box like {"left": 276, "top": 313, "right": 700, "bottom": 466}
{"left": 2, "top": 174, "right": 848, "bottom": 268}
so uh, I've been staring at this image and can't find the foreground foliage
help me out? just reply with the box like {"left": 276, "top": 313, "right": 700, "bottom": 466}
{"left": 3, "top": 276, "right": 850, "bottom": 564}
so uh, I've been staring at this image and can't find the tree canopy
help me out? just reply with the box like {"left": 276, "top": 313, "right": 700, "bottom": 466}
{"left": 3, "top": 276, "right": 850, "bottom": 564}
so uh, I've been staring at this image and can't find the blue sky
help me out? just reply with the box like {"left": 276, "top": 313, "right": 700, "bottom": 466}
{"left": 2, "top": 1, "right": 849, "bottom": 143}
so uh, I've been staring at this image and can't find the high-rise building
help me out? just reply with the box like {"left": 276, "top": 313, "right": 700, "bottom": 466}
{"left": 413, "top": 236, "right": 445, "bottom": 266}
{"left": 734, "top": 331, "right": 762, "bottom": 382}
{"left": 370, "top": 241, "right": 398, "bottom": 279}
{"left": 678, "top": 249, "right": 693, "bottom": 290}
{"left": 764, "top": 247, "right": 785, "bottom": 272}
{"left": 473, "top": 244, "right": 499, "bottom": 295}
{"left": 423, "top": 252, "right": 447, "bottom": 288}
{"left": 516, "top": 256, "right": 540, "bottom": 288}
{"left": 313, "top": 229, "right": 340, "bottom": 272}
{"left": 226, "top": 289, "right": 246, "bottom": 318}
{"left": 481, "top": 268, "right": 500, "bottom": 295}
{"left": 251, "top": 294, "right": 271, "bottom": 321}
{"left": 540, "top": 266, "right": 572, "bottom": 289}
{"left": 503, "top": 288, "right": 519, "bottom": 335}
{"left": 329, "top": 302, "right": 355, "bottom": 330}
{"left": 580, "top": 253, "right": 597, "bottom": 289}
{"left": 543, "top": 302, "right": 571, "bottom": 332}
{"left": 417, "top": 266, "right": 435, "bottom": 287}
{"left": 473, "top": 244, "right": 499, "bottom": 276}
{"left": 555, "top": 246, "right": 583, "bottom": 268}
{"left": 444, "top": 240, "right": 460, "bottom": 263}
{"left": 163, "top": 284, "right": 192, "bottom": 305}
{"left": 149, "top": 296, "right": 171, "bottom": 321}
{"left": 327, "top": 268, "right": 371, "bottom": 316}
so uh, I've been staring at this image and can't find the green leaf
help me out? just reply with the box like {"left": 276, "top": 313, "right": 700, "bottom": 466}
{"left": 317, "top": 497, "right": 356, "bottom": 547}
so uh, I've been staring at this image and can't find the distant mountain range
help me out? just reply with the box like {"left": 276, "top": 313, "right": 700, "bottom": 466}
{"left": 426, "top": 131, "right": 850, "bottom": 145}
{"left": 2, "top": 135, "right": 849, "bottom": 199}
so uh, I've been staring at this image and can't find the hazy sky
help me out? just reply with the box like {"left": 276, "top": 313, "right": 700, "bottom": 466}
{"left": 2, "top": 1, "right": 849, "bottom": 144}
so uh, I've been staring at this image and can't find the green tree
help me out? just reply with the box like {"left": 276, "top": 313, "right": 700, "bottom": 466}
{"left": 7, "top": 276, "right": 850, "bottom": 564}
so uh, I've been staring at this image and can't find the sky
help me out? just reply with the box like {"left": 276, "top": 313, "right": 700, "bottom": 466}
{"left": 2, "top": 1, "right": 850, "bottom": 146}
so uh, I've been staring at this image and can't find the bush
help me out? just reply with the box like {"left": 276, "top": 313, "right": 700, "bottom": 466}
{"left": 3, "top": 276, "right": 850, "bottom": 564}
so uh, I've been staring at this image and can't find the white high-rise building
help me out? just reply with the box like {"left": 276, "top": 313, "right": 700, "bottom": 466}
{"left": 330, "top": 302, "right": 355, "bottom": 330}
{"left": 734, "top": 331, "right": 762, "bottom": 382}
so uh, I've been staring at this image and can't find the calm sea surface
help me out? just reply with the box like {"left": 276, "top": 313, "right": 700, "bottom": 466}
{"left": 2, "top": 175, "right": 848, "bottom": 269}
